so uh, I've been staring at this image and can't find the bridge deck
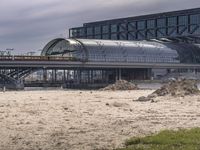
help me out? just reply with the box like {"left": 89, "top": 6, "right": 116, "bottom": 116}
{"left": 0, "top": 55, "right": 199, "bottom": 69}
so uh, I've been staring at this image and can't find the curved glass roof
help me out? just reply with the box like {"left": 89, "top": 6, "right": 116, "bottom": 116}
{"left": 42, "top": 38, "right": 200, "bottom": 64}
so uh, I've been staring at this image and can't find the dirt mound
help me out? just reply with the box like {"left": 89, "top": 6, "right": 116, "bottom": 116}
{"left": 153, "top": 79, "right": 199, "bottom": 97}
{"left": 102, "top": 80, "right": 138, "bottom": 91}
{"left": 136, "top": 79, "right": 199, "bottom": 102}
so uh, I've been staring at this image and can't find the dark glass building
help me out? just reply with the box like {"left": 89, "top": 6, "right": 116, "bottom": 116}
{"left": 69, "top": 8, "right": 200, "bottom": 42}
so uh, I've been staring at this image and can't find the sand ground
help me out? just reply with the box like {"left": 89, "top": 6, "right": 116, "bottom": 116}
{"left": 0, "top": 90, "right": 200, "bottom": 150}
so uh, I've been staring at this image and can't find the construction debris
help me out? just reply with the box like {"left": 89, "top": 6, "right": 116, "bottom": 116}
{"left": 136, "top": 79, "right": 200, "bottom": 102}
{"left": 153, "top": 79, "right": 199, "bottom": 97}
{"left": 101, "top": 80, "right": 138, "bottom": 91}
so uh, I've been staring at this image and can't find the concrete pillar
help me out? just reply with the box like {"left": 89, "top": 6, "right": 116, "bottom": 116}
{"left": 119, "top": 68, "right": 122, "bottom": 80}
{"left": 115, "top": 68, "right": 122, "bottom": 81}
{"left": 91, "top": 70, "right": 94, "bottom": 84}
{"left": 63, "top": 70, "right": 66, "bottom": 82}
{"left": 52, "top": 69, "right": 57, "bottom": 82}
{"left": 43, "top": 69, "right": 47, "bottom": 82}
{"left": 115, "top": 69, "right": 118, "bottom": 81}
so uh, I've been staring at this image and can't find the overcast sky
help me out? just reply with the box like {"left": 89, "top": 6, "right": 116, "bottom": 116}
{"left": 0, "top": 0, "right": 200, "bottom": 53}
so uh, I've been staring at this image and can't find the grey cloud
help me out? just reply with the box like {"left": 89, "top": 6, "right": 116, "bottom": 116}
{"left": 0, "top": 0, "right": 200, "bottom": 53}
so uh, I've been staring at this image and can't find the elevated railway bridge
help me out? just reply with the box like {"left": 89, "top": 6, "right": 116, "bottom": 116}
{"left": 0, "top": 54, "right": 200, "bottom": 89}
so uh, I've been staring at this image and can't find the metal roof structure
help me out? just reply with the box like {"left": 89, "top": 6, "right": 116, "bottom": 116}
{"left": 42, "top": 38, "right": 200, "bottom": 64}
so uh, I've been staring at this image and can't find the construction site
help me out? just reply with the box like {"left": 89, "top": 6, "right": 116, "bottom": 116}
{"left": 1, "top": 6, "right": 200, "bottom": 150}
{"left": 0, "top": 8, "right": 200, "bottom": 90}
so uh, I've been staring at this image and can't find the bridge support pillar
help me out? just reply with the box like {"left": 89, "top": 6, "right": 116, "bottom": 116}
{"left": 115, "top": 68, "right": 122, "bottom": 81}
{"left": 43, "top": 69, "right": 47, "bottom": 82}
{"left": 52, "top": 69, "right": 57, "bottom": 82}
{"left": 63, "top": 70, "right": 66, "bottom": 82}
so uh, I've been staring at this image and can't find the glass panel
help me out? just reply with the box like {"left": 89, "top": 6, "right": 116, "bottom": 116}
{"left": 87, "top": 27, "right": 93, "bottom": 35}
{"left": 167, "top": 27, "right": 177, "bottom": 36}
{"left": 128, "top": 32, "right": 136, "bottom": 40}
{"left": 137, "top": 31, "right": 145, "bottom": 40}
{"left": 147, "top": 30, "right": 155, "bottom": 39}
{"left": 111, "top": 33, "right": 118, "bottom": 40}
{"left": 119, "top": 33, "right": 127, "bottom": 40}
{"left": 178, "top": 26, "right": 188, "bottom": 35}
{"left": 102, "top": 25, "right": 109, "bottom": 34}
{"left": 147, "top": 20, "right": 155, "bottom": 29}
{"left": 94, "top": 35, "right": 101, "bottom": 39}
{"left": 128, "top": 22, "right": 136, "bottom": 31}
{"left": 86, "top": 35, "right": 93, "bottom": 39}
{"left": 119, "top": 23, "right": 127, "bottom": 32}
{"left": 157, "top": 18, "right": 166, "bottom": 28}
{"left": 190, "top": 14, "right": 200, "bottom": 24}
{"left": 102, "top": 34, "right": 109, "bottom": 39}
{"left": 111, "top": 24, "right": 118, "bottom": 33}
{"left": 157, "top": 28, "right": 166, "bottom": 37}
{"left": 79, "top": 28, "right": 85, "bottom": 36}
{"left": 71, "top": 29, "right": 78, "bottom": 37}
{"left": 94, "top": 26, "right": 101, "bottom": 34}
{"left": 179, "top": 16, "right": 188, "bottom": 25}
{"left": 137, "top": 21, "right": 146, "bottom": 30}
{"left": 168, "top": 17, "right": 177, "bottom": 26}
{"left": 190, "top": 25, "right": 200, "bottom": 33}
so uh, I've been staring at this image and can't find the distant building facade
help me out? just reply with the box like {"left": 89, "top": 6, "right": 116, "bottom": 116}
{"left": 69, "top": 8, "right": 200, "bottom": 42}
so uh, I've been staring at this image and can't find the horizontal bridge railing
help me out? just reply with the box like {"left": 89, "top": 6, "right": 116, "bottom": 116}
{"left": 0, "top": 55, "right": 79, "bottom": 61}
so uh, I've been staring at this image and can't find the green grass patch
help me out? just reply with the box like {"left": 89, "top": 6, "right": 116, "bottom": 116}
{"left": 118, "top": 128, "right": 200, "bottom": 150}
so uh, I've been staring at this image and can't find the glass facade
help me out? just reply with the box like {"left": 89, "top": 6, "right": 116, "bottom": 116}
{"left": 102, "top": 25, "right": 109, "bottom": 34}
{"left": 70, "top": 8, "right": 200, "bottom": 41}
{"left": 128, "top": 22, "right": 136, "bottom": 31}
{"left": 119, "top": 23, "right": 127, "bottom": 32}
{"left": 94, "top": 26, "right": 101, "bottom": 34}
{"left": 86, "top": 27, "right": 93, "bottom": 36}
{"left": 137, "top": 21, "right": 146, "bottom": 30}
{"left": 111, "top": 24, "right": 118, "bottom": 33}
{"left": 190, "top": 14, "right": 200, "bottom": 34}
{"left": 147, "top": 20, "right": 155, "bottom": 29}
{"left": 44, "top": 38, "right": 200, "bottom": 64}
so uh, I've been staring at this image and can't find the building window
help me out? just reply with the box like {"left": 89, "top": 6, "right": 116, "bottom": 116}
{"left": 111, "top": 33, "right": 118, "bottom": 40}
{"left": 119, "top": 33, "right": 127, "bottom": 40}
{"left": 102, "top": 34, "right": 109, "bottom": 39}
{"left": 87, "top": 35, "right": 93, "bottom": 39}
{"left": 128, "top": 32, "right": 136, "bottom": 40}
{"left": 102, "top": 25, "right": 109, "bottom": 34}
{"left": 167, "top": 27, "right": 177, "bottom": 36}
{"left": 94, "top": 26, "right": 101, "bottom": 34}
{"left": 190, "top": 14, "right": 200, "bottom": 24}
{"left": 147, "top": 20, "right": 155, "bottom": 29}
{"left": 111, "top": 24, "right": 118, "bottom": 33}
{"left": 119, "top": 23, "right": 127, "bottom": 32}
{"left": 137, "top": 21, "right": 146, "bottom": 30}
{"left": 157, "top": 18, "right": 166, "bottom": 28}
{"left": 71, "top": 29, "right": 78, "bottom": 37}
{"left": 189, "top": 14, "right": 200, "bottom": 33}
{"left": 147, "top": 30, "right": 156, "bottom": 39}
{"left": 168, "top": 17, "right": 177, "bottom": 26}
{"left": 87, "top": 27, "right": 93, "bottom": 36}
{"left": 79, "top": 28, "right": 85, "bottom": 37}
{"left": 94, "top": 35, "right": 101, "bottom": 39}
{"left": 157, "top": 28, "right": 166, "bottom": 37}
{"left": 179, "top": 16, "right": 188, "bottom": 25}
{"left": 128, "top": 22, "right": 136, "bottom": 31}
{"left": 137, "top": 31, "right": 145, "bottom": 40}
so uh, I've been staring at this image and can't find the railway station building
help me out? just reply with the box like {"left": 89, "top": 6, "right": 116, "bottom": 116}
{"left": 40, "top": 8, "right": 200, "bottom": 87}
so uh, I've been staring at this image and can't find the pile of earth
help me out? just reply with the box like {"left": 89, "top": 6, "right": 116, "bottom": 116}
{"left": 137, "top": 79, "right": 200, "bottom": 102}
{"left": 153, "top": 79, "right": 199, "bottom": 96}
{"left": 101, "top": 80, "right": 138, "bottom": 91}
